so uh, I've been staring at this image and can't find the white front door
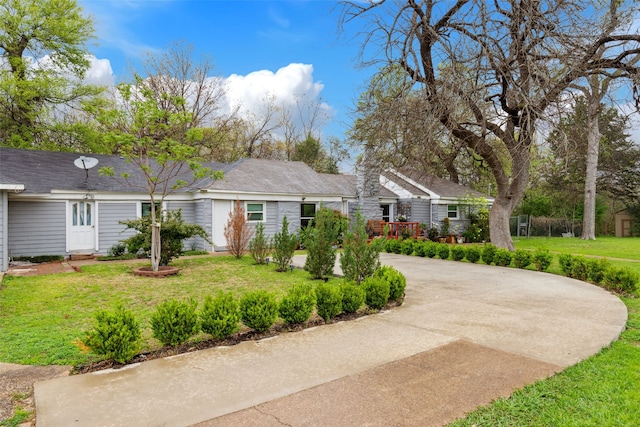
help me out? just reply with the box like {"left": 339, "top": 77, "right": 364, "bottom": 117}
{"left": 69, "top": 200, "right": 96, "bottom": 251}
{"left": 212, "top": 200, "right": 232, "bottom": 249}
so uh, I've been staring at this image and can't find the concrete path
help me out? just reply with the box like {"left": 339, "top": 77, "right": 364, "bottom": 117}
{"left": 34, "top": 254, "right": 627, "bottom": 427}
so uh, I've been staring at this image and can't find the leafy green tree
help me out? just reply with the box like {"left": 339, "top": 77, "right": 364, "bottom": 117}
{"left": 98, "top": 79, "right": 221, "bottom": 271}
{"left": 0, "top": 0, "right": 103, "bottom": 148}
{"left": 340, "top": 210, "right": 381, "bottom": 284}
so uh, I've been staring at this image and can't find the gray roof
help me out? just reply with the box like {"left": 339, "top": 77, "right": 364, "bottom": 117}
{"left": 385, "top": 169, "right": 487, "bottom": 199}
{"left": 322, "top": 173, "right": 398, "bottom": 199}
{"left": 203, "top": 158, "right": 348, "bottom": 196}
{"left": 0, "top": 147, "right": 227, "bottom": 194}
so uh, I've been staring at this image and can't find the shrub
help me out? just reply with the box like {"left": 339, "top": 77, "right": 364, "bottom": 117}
{"left": 107, "top": 243, "right": 127, "bottom": 257}
{"left": 84, "top": 306, "right": 141, "bottom": 364}
{"left": 385, "top": 239, "right": 402, "bottom": 254}
{"left": 279, "top": 283, "right": 317, "bottom": 325}
{"left": 587, "top": 258, "right": 610, "bottom": 285}
{"left": 151, "top": 298, "right": 200, "bottom": 347}
{"left": 513, "top": 249, "right": 532, "bottom": 269}
{"left": 375, "top": 266, "right": 406, "bottom": 301}
{"left": 340, "top": 210, "right": 381, "bottom": 284}
{"left": 481, "top": 244, "right": 497, "bottom": 265}
{"left": 239, "top": 290, "right": 279, "bottom": 333}
{"left": 341, "top": 281, "right": 366, "bottom": 313}
{"left": 315, "top": 282, "right": 343, "bottom": 322}
{"left": 558, "top": 253, "right": 575, "bottom": 277}
{"left": 200, "top": 293, "right": 241, "bottom": 340}
{"left": 272, "top": 216, "right": 298, "bottom": 272}
{"left": 603, "top": 267, "right": 638, "bottom": 295}
{"left": 224, "top": 200, "right": 254, "bottom": 259}
{"left": 304, "top": 207, "right": 342, "bottom": 279}
{"left": 400, "top": 238, "right": 415, "bottom": 255}
{"left": 533, "top": 248, "right": 553, "bottom": 271}
{"left": 451, "top": 245, "right": 465, "bottom": 261}
{"left": 493, "top": 249, "right": 512, "bottom": 267}
{"left": 465, "top": 246, "right": 481, "bottom": 263}
{"left": 424, "top": 241, "right": 437, "bottom": 258}
{"left": 414, "top": 241, "right": 427, "bottom": 257}
{"left": 436, "top": 243, "right": 450, "bottom": 260}
{"left": 249, "top": 221, "right": 272, "bottom": 265}
{"left": 570, "top": 256, "right": 589, "bottom": 281}
{"left": 362, "top": 276, "right": 391, "bottom": 310}
{"left": 120, "top": 209, "right": 210, "bottom": 265}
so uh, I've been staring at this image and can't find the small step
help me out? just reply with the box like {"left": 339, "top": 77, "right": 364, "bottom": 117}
{"left": 68, "top": 253, "right": 96, "bottom": 261}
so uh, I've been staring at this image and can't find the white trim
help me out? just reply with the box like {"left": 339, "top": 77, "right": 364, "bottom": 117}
{"left": 0, "top": 184, "right": 24, "bottom": 191}
{"left": 379, "top": 175, "right": 414, "bottom": 199}
{"left": 94, "top": 201, "right": 100, "bottom": 252}
{"left": 245, "top": 201, "right": 266, "bottom": 222}
{"left": 65, "top": 200, "right": 70, "bottom": 253}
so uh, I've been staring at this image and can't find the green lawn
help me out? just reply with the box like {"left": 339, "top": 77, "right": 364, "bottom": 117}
{"left": 0, "top": 255, "right": 335, "bottom": 366}
{"left": 449, "top": 237, "right": 640, "bottom": 426}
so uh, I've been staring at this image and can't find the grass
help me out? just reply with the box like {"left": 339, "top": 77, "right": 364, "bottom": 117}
{"left": 0, "top": 255, "right": 338, "bottom": 366}
{"left": 448, "top": 237, "right": 640, "bottom": 426}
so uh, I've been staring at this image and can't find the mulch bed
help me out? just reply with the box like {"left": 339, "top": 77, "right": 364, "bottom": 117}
{"left": 72, "top": 299, "right": 403, "bottom": 375}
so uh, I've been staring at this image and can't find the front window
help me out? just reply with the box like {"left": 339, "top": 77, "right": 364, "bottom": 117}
{"left": 447, "top": 205, "right": 459, "bottom": 219}
{"left": 142, "top": 202, "right": 162, "bottom": 218}
{"left": 246, "top": 202, "right": 265, "bottom": 222}
{"left": 301, "top": 203, "right": 316, "bottom": 228}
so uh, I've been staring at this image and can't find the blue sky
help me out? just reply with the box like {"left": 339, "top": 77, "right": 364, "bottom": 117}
{"left": 79, "top": 0, "right": 375, "bottom": 148}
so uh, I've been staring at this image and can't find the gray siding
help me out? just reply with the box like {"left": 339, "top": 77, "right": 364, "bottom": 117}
{"left": 436, "top": 204, "right": 467, "bottom": 234}
{"left": 264, "top": 202, "right": 278, "bottom": 236}
{"left": 98, "top": 202, "right": 137, "bottom": 254}
{"left": 8, "top": 201, "right": 66, "bottom": 256}
{"left": 0, "top": 191, "right": 6, "bottom": 271}
{"left": 276, "top": 202, "right": 301, "bottom": 234}
{"left": 194, "top": 200, "right": 213, "bottom": 251}
{"left": 409, "top": 198, "right": 431, "bottom": 225}
{"left": 167, "top": 200, "right": 210, "bottom": 251}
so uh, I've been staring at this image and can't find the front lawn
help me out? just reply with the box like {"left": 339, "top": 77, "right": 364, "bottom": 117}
{"left": 0, "top": 255, "right": 337, "bottom": 366}
{"left": 449, "top": 237, "right": 640, "bottom": 426}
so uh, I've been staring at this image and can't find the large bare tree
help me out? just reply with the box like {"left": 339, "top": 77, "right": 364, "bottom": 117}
{"left": 340, "top": 0, "right": 640, "bottom": 249}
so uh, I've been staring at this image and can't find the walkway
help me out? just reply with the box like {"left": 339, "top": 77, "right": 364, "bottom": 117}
{"left": 34, "top": 254, "right": 627, "bottom": 427}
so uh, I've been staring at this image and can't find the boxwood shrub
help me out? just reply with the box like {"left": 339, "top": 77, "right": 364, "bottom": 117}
{"left": 481, "top": 244, "right": 497, "bottom": 265}
{"left": 278, "top": 283, "right": 317, "bottom": 325}
{"left": 341, "top": 281, "right": 366, "bottom": 313}
{"left": 151, "top": 298, "right": 200, "bottom": 347}
{"left": 450, "top": 245, "right": 465, "bottom": 261}
{"left": 493, "top": 249, "right": 512, "bottom": 267}
{"left": 315, "top": 282, "right": 343, "bottom": 322}
{"left": 436, "top": 243, "right": 450, "bottom": 260}
{"left": 465, "top": 246, "right": 481, "bottom": 263}
{"left": 362, "top": 276, "right": 390, "bottom": 310}
{"left": 513, "top": 249, "right": 532, "bottom": 269}
{"left": 84, "top": 305, "right": 141, "bottom": 364}
{"left": 200, "top": 292, "right": 241, "bottom": 340}
{"left": 374, "top": 266, "right": 406, "bottom": 301}
{"left": 239, "top": 290, "right": 279, "bottom": 333}
{"left": 533, "top": 248, "right": 553, "bottom": 271}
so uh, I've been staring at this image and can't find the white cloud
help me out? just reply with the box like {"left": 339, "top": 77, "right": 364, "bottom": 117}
{"left": 223, "top": 63, "right": 333, "bottom": 134}
{"left": 84, "top": 56, "right": 115, "bottom": 86}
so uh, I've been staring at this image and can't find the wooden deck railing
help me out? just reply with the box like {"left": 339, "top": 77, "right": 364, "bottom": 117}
{"left": 367, "top": 220, "right": 420, "bottom": 240}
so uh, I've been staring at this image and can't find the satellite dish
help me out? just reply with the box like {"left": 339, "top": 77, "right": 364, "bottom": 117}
{"left": 74, "top": 156, "right": 99, "bottom": 170}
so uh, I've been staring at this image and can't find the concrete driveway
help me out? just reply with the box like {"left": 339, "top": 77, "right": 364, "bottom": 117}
{"left": 34, "top": 253, "right": 627, "bottom": 427}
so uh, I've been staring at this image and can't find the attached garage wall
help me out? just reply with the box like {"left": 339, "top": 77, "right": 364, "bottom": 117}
{"left": 8, "top": 201, "right": 66, "bottom": 257}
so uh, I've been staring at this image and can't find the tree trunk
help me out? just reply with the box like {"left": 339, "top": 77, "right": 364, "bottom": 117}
{"left": 151, "top": 223, "right": 161, "bottom": 272}
{"left": 150, "top": 200, "right": 162, "bottom": 272}
{"left": 581, "top": 87, "right": 602, "bottom": 240}
{"left": 489, "top": 195, "right": 515, "bottom": 251}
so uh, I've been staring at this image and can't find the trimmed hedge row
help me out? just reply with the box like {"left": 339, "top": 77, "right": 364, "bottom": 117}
{"left": 84, "top": 266, "right": 408, "bottom": 364}
{"left": 383, "top": 238, "right": 638, "bottom": 296}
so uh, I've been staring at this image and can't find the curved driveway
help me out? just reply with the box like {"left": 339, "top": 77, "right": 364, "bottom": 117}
{"left": 35, "top": 253, "right": 627, "bottom": 427}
